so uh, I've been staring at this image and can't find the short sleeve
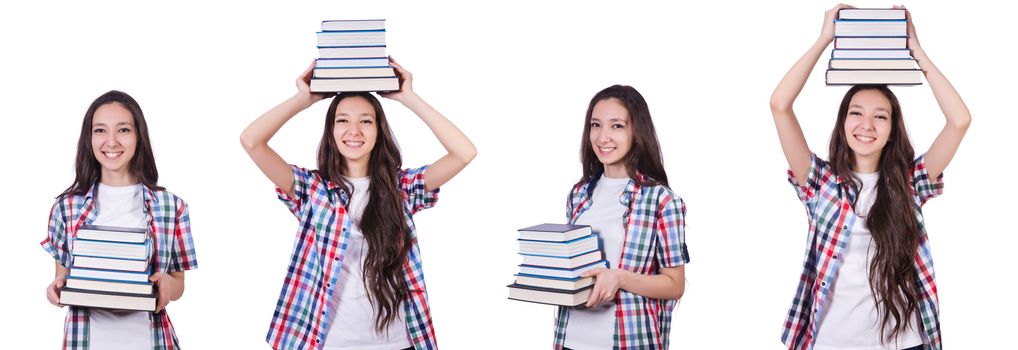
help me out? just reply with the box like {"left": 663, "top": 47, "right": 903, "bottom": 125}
{"left": 400, "top": 165, "right": 439, "bottom": 214}
{"left": 276, "top": 165, "right": 315, "bottom": 218}
{"left": 168, "top": 197, "right": 198, "bottom": 272}
{"left": 655, "top": 190, "right": 689, "bottom": 267}
{"left": 41, "top": 200, "right": 71, "bottom": 267}
{"left": 912, "top": 154, "right": 944, "bottom": 205}
{"left": 787, "top": 153, "right": 830, "bottom": 213}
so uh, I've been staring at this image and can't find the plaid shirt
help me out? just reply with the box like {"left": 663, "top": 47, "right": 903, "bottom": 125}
{"left": 266, "top": 165, "right": 439, "bottom": 350}
{"left": 781, "top": 153, "right": 944, "bottom": 350}
{"left": 41, "top": 183, "right": 199, "bottom": 350}
{"left": 554, "top": 172, "right": 690, "bottom": 349}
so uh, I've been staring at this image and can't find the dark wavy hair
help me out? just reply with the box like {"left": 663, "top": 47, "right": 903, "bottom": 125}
{"left": 830, "top": 84, "right": 920, "bottom": 343}
{"left": 578, "top": 85, "right": 668, "bottom": 187}
{"left": 317, "top": 92, "right": 411, "bottom": 332}
{"left": 61, "top": 90, "right": 162, "bottom": 197}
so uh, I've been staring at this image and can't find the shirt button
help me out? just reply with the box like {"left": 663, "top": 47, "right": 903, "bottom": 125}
{"left": 842, "top": 225, "right": 848, "bottom": 230}
{"left": 326, "top": 283, "right": 331, "bottom": 287}
{"left": 821, "top": 281, "right": 826, "bottom": 287}
{"left": 342, "top": 227, "right": 348, "bottom": 232}
{"left": 833, "top": 255, "right": 839, "bottom": 260}
{"left": 334, "top": 257, "right": 339, "bottom": 261}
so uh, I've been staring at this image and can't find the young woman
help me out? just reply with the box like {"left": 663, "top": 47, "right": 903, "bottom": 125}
{"left": 769, "top": 5, "right": 970, "bottom": 350}
{"left": 240, "top": 58, "right": 476, "bottom": 350}
{"left": 42, "top": 90, "right": 198, "bottom": 349}
{"left": 556, "top": 85, "right": 689, "bottom": 350}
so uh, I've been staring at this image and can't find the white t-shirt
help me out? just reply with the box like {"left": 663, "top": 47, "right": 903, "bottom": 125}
{"left": 814, "top": 172, "right": 924, "bottom": 350}
{"left": 564, "top": 176, "right": 629, "bottom": 350}
{"left": 322, "top": 176, "right": 411, "bottom": 350}
{"left": 88, "top": 183, "right": 152, "bottom": 349}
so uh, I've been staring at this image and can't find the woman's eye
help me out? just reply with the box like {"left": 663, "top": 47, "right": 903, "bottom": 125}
{"left": 118, "top": 128, "right": 132, "bottom": 133}
{"left": 849, "top": 111, "right": 862, "bottom": 116}
{"left": 336, "top": 118, "right": 348, "bottom": 124}
{"left": 611, "top": 123, "right": 625, "bottom": 129}
{"left": 361, "top": 119, "right": 373, "bottom": 124}
{"left": 875, "top": 115, "right": 888, "bottom": 120}
{"left": 590, "top": 122, "right": 600, "bottom": 128}
{"left": 93, "top": 128, "right": 105, "bottom": 134}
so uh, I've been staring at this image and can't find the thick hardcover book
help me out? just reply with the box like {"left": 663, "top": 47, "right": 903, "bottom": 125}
{"left": 519, "top": 249, "right": 603, "bottom": 269}
{"left": 518, "top": 259, "right": 608, "bottom": 279}
{"left": 59, "top": 287, "right": 156, "bottom": 312}
{"left": 507, "top": 283, "right": 593, "bottom": 306}
{"left": 316, "top": 57, "right": 392, "bottom": 68}
{"left": 829, "top": 58, "right": 916, "bottom": 70}
{"left": 518, "top": 234, "right": 599, "bottom": 257}
{"left": 69, "top": 267, "right": 151, "bottom": 283}
{"left": 75, "top": 225, "right": 148, "bottom": 244}
{"left": 834, "top": 20, "right": 906, "bottom": 37}
{"left": 831, "top": 49, "right": 912, "bottom": 59}
{"left": 322, "top": 19, "right": 385, "bottom": 32}
{"left": 826, "top": 69, "right": 923, "bottom": 85}
{"left": 316, "top": 31, "right": 386, "bottom": 46}
{"left": 318, "top": 46, "right": 387, "bottom": 59}
{"left": 838, "top": 8, "right": 906, "bottom": 20}
{"left": 834, "top": 37, "right": 907, "bottom": 49}
{"left": 313, "top": 67, "right": 396, "bottom": 79}
{"left": 65, "top": 277, "right": 154, "bottom": 295}
{"left": 514, "top": 274, "right": 594, "bottom": 291}
{"left": 517, "top": 223, "right": 592, "bottom": 242}
{"left": 309, "top": 77, "right": 399, "bottom": 93}
{"left": 72, "top": 238, "right": 149, "bottom": 260}
{"left": 72, "top": 255, "right": 149, "bottom": 272}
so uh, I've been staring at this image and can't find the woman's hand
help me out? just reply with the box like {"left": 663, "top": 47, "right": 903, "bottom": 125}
{"left": 820, "top": 4, "right": 855, "bottom": 44}
{"left": 899, "top": 6, "right": 923, "bottom": 53}
{"left": 150, "top": 272, "right": 185, "bottom": 313}
{"left": 379, "top": 57, "right": 419, "bottom": 103}
{"left": 294, "top": 60, "right": 330, "bottom": 108}
{"left": 46, "top": 275, "right": 66, "bottom": 307}
{"left": 582, "top": 268, "right": 629, "bottom": 308}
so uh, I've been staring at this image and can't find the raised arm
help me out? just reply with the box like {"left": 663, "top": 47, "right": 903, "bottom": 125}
{"left": 240, "top": 61, "right": 329, "bottom": 198}
{"left": 770, "top": 4, "right": 853, "bottom": 184}
{"left": 904, "top": 9, "right": 971, "bottom": 179}
{"left": 380, "top": 58, "right": 477, "bottom": 191}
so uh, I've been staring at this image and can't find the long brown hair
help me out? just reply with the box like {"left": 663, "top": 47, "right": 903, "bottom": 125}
{"left": 61, "top": 90, "right": 163, "bottom": 197}
{"left": 578, "top": 85, "right": 669, "bottom": 187}
{"left": 318, "top": 92, "right": 411, "bottom": 332}
{"left": 829, "top": 84, "right": 920, "bottom": 342}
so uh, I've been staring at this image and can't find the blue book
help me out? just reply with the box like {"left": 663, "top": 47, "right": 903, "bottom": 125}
{"left": 519, "top": 259, "right": 608, "bottom": 279}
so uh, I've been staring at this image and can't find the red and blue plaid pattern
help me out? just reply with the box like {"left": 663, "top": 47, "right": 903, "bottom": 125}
{"left": 41, "top": 183, "right": 198, "bottom": 350}
{"left": 554, "top": 172, "right": 689, "bottom": 349}
{"left": 266, "top": 165, "right": 439, "bottom": 350}
{"left": 781, "top": 153, "right": 944, "bottom": 350}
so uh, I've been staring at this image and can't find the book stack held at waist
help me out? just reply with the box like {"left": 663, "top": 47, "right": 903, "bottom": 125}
{"left": 60, "top": 225, "right": 156, "bottom": 312}
{"left": 311, "top": 19, "right": 399, "bottom": 93}
{"left": 827, "top": 8, "right": 922, "bottom": 85}
{"left": 508, "top": 224, "right": 607, "bottom": 306}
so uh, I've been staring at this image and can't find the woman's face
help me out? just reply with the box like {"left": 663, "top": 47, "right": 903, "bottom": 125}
{"left": 333, "top": 96, "right": 379, "bottom": 164}
{"left": 91, "top": 102, "right": 137, "bottom": 174}
{"left": 844, "top": 89, "right": 894, "bottom": 160}
{"left": 589, "top": 98, "right": 633, "bottom": 169}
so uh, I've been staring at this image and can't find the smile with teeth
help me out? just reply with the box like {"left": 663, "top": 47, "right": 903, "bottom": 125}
{"left": 343, "top": 141, "right": 365, "bottom": 147}
{"left": 853, "top": 134, "right": 876, "bottom": 143}
{"left": 598, "top": 145, "right": 616, "bottom": 153}
{"left": 102, "top": 151, "right": 124, "bottom": 159}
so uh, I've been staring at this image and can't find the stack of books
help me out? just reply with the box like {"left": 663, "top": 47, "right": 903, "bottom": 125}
{"left": 826, "top": 8, "right": 922, "bottom": 85}
{"left": 507, "top": 224, "right": 607, "bottom": 306}
{"left": 60, "top": 225, "right": 156, "bottom": 312}
{"left": 311, "top": 19, "right": 399, "bottom": 93}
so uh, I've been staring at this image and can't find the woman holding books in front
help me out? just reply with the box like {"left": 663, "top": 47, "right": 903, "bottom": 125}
{"left": 240, "top": 58, "right": 476, "bottom": 350}
{"left": 41, "top": 90, "right": 198, "bottom": 349}
{"left": 557, "top": 85, "right": 689, "bottom": 350}
{"left": 770, "top": 5, "right": 970, "bottom": 350}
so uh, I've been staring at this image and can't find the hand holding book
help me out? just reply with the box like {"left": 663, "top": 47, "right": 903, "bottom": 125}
{"left": 898, "top": 6, "right": 924, "bottom": 55}
{"left": 295, "top": 60, "right": 331, "bottom": 108}
{"left": 582, "top": 267, "right": 626, "bottom": 308}
{"left": 47, "top": 264, "right": 69, "bottom": 307}
{"left": 378, "top": 57, "right": 417, "bottom": 103}
{"left": 149, "top": 272, "right": 184, "bottom": 313}
{"left": 820, "top": 3, "right": 856, "bottom": 44}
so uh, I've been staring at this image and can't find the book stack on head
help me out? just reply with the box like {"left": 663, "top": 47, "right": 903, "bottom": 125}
{"left": 826, "top": 8, "right": 922, "bottom": 85}
{"left": 311, "top": 19, "right": 400, "bottom": 93}
{"left": 60, "top": 225, "right": 156, "bottom": 312}
{"left": 507, "top": 224, "right": 607, "bottom": 306}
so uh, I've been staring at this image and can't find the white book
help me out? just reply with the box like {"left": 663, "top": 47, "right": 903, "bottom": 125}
{"left": 72, "top": 239, "right": 149, "bottom": 260}
{"left": 316, "top": 31, "right": 385, "bottom": 46}
{"left": 73, "top": 255, "right": 149, "bottom": 272}
{"left": 65, "top": 277, "right": 154, "bottom": 295}
{"left": 518, "top": 260, "right": 607, "bottom": 279}
{"left": 75, "top": 225, "right": 147, "bottom": 243}
{"left": 832, "top": 49, "right": 912, "bottom": 59}
{"left": 310, "top": 77, "right": 399, "bottom": 93}
{"left": 318, "top": 46, "right": 387, "bottom": 59}
{"left": 835, "top": 37, "right": 907, "bottom": 49}
{"left": 507, "top": 283, "right": 592, "bottom": 306}
{"left": 838, "top": 9, "right": 906, "bottom": 20}
{"left": 834, "top": 20, "right": 906, "bottom": 37}
{"left": 60, "top": 288, "right": 155, "bottom": 312}
{"left": 321, "top": 19, "right": 385, "bottom": 32}
{"left": 829, "top": 59, "right": 916, "bottom": 69}
{"left": 316, "top": 57, "right": 391, "bottom": 68}
{"left": 518, "top": 235, "right": 598, "bottom": 257}
{"left": 70, "top": 267, "right": 150, "bottom": 283}
{"left": 519, "top": 250, "right": 603, "bottom": 269}
{"left": 826, "top": 69, "right": 923, "bottom": 85}
{"left": 313, "top": 67, "right": 396, "bottom": 79}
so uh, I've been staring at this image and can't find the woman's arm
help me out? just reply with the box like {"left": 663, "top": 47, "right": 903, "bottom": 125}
{"left": 770, "top": 4, "right": 853, "bottom": 184}
{"left": 904, "top": 9, "right": 971, "bottom": 179}
{"left": 582, "top": 266, "right": 685, "bottom": 307}
{"left": 240, "top": 61, "right": 329, "bottom": 198}
{"left": 380, "top": 58, "right": 477, "bottom": 191}
{"left": 150, "top": 271, "right": 185, "bottom": 313}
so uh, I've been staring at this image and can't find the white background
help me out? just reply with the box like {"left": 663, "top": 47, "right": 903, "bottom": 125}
{"left": 2, "top": 1, "right": 1014, "bottom": 348}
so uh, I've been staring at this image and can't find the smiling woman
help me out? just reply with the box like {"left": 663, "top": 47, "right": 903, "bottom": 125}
{"left": 41, "top": 90, "right": 198, "bottom": 349}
